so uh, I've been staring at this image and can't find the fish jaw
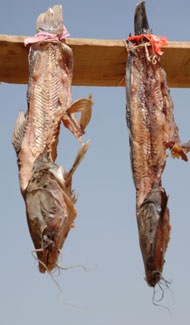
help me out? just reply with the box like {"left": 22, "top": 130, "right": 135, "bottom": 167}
{"left": 137, "top": 187, "right": 170, "bottom": 286}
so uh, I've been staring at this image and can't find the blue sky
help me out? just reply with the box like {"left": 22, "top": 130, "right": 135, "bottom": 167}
{"left": 1, "top": 0, "right": 190, "bottom": 324}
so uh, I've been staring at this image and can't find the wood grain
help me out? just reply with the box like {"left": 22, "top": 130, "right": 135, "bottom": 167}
{"left": 1, "top": 35, "right": 190, "bottom": 88}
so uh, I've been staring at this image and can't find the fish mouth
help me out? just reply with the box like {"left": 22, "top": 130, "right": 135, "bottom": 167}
{"left": 38, "top": 248, "right": 59, "bottom": 273}
{"left": 37, "top": 228, "right": 59, "bottom": 273}
{"left": 147, "top": 271, "right": 161, "bottom": 287}
{"left": 38, "top": 249, "right": 50, "bottom": 273}
{"left": 144, "top": 256, "right": 162, "bottom": 287}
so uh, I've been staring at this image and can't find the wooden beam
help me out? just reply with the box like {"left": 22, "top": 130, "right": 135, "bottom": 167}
{"left": 1, "top": 34, "right": 190, "bottom": 88}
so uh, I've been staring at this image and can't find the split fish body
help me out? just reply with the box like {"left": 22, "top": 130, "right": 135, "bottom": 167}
{"left": 19, "top": 40, "right": 73, "bottom": 192}
{"left": 13, "top": 5, "right": 92, "bottom": 194}
{"left": 126, "top": 0, "right": 188, "bottom": 286}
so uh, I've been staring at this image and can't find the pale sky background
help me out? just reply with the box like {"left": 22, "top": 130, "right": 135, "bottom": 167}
{"left": 1, "top": 0, "right": 190, "bottom": 324}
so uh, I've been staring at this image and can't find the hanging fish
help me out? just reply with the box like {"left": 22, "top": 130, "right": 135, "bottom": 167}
{"left": 126, "top": 0, "right": 189, "bottom": 286}
{"left": 12, "top": 5, "right": 93, "bottom": 272}
{"left": 13, "top": 5, "right": 92, "bottom": 194}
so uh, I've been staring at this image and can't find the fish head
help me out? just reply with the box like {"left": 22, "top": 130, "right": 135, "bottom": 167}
{"left": 27, "top": 183, "right": 77, "bottom": 273}
{"left": 137, "top": 188, "right": 170, "bottom": 287}
{"left": 26, "top": 155, "right": 77, "bottom": 273}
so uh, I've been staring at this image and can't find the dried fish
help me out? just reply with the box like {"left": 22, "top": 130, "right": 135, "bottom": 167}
{"left": 126, "top": 0, "right": 189, "bottom": 286}
{"left": 12, "top": 5, "right": 93, "bottom": 272}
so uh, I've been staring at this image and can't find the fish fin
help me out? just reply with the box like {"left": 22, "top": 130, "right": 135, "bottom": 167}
{"left": 166, "top": 141, "right": 189, "bottom": 161}
{"left": 71, "top": 190, "right": 79, "bottom": 204}
{"left": 67, "top": 93, "right": 93, "bottom": 130}
{"left": 12, "top": 111, "right": 28, "bottom": 155}
{"left": 62, "top": 94, "right": 93, "bottom": 140}
{"left": 62, "top": 113, "right": 83, "bottom": 141}
{"left": 79, "top": 93, "right": 93, "bottom": 130}
{"left": 67, "top": 93, "right": 93, "bottom": 117}
{"left": 65, "top": 141, "right": 90, "bottom": 185}
{"left": 171, "top": 144, "right": 188, "bottom": 161}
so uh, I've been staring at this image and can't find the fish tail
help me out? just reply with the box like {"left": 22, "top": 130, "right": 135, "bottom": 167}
{"left": 134, "top": 0, "right": 152, "bottom": 35}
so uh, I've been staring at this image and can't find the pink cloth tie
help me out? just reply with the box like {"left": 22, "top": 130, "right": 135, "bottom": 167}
{"left": 24, "top": 25, "right": 70, "bottom": 46}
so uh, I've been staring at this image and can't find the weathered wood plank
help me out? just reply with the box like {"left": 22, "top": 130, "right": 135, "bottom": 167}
{"left": 0, "top": 35, "right": 190, "bottom": 88}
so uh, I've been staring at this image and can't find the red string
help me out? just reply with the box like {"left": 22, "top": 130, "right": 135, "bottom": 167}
{"left": 126, "top": 34, "right": 168, "bottom": 55}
